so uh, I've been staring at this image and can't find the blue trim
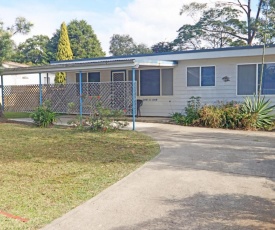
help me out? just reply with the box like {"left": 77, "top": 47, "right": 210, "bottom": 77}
{"left": 1, "top": 75, "right": 4, "bottom": 111}
{"left": 132, "top": 68, "right": 136, "bottom": 131}
{"left": 50, "top": 44, "right": 275, "bottom": 64}
{"left": 39, "top": 73, "right": 42, "bottom": 105}
{"left": 79, "top": 71, "right": 83, "bottom": 120}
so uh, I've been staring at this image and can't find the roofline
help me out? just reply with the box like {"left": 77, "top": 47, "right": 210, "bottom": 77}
{"left": 50, "top": 44, "right": 275, "bottom": 64}
{"left": 2, "top": 60, "right": 137, "bottom": 75}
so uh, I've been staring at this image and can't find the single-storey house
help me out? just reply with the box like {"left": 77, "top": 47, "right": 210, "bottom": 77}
{"left": 2, "top": 62, "right": 55, "bottom": 85}
{"left": 1, "top": 45, "right": 275, "bottom": 117}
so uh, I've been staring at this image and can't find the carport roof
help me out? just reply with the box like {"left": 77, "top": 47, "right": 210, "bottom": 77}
{"left": 1, "top": 59, "right": 178, "bottom": 75}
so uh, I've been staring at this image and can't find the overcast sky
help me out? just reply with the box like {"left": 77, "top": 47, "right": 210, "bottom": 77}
{"left": 0, "top": 0, "right": 211, "bottom": 55}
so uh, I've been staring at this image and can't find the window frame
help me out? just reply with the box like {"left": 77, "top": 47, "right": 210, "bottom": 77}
{"left": 131, "top": 68, "right": 174, "bottom": 97}
{"left": 236, "top": 62, "right": 275, "bottom": 96}
{"left": 187, "top": 66, "right": 216, "bottom": 87}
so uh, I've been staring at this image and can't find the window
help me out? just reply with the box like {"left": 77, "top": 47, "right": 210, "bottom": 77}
{"left": 88, "top": 72, "right": 100, "bottom": 82}
{"left": 88, "top": 72, "right": 100, "bottom": 96}
{"left": 140, "top": 69, "right": 160, "bottom": 96}
{"left": 258, "top": 64, "right": 275, "bottom": 95}
{"left": 237, "top": 64, "right": 256, "bottom": 95}
{"left": 128, "top": 70, "right": 140, "bottom": 96}
{"left": 76, "top": 73, "right": 87, "bottom": 82}
{"left": 162, "top": 69, "right": 173, "bottom": 95}
{"left": 112, "top": 71, "right": 125, "bottom": 81}
{"left": 237, "top": 63, "right": 275, "bottom": 95}
{"left": 187, "top": 66, "right": 215, "bottom": 87}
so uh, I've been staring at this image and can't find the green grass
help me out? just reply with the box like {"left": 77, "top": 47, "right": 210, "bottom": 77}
{"left": 3, "top": 112, "right": 31, "bottom": 119}
{"left": 0, "top": 124, "right": 159, "bottom": 229}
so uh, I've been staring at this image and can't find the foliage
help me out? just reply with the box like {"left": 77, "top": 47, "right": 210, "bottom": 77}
{"left": 30, "top": 101, "right": 57, "bottom": 127}
{"left": 48, "top": 19, "right": 105, "bottom": 61}
{"left": 171, "top": 96, "right": 201, "bottom": 125}
{"left": 0, "top": 17, "right": 33, "bottom": 68}
{"left": 55, "top": 22, "right": 73, "bottom": 83}
{"left": 175, "top": 0, "right": 269, "bottom": 49}
{"left": 109, "top": 34, "right": 152, "bottom": 56}
{"left": 241, "top": 96, "right": 275, "bottom": 129}
{"left": 11, "top": 35, "right": 51, "bottom": 65}
{"left": 184, "top": 96, "right": 201, "bottom": 125}
{"left": 151, "top": 41, "right": 175, "bottom": 53}
{"left": 173, "top": 97, "right": 275, "bottom": 130}
{"left": 0, "top": 123, "right": 159, "bottom": 229}
{"left": 68, "top": 96, "right": 128, "bottom": 131}
{"left": 171, "top": 112, "right": 185, "bottom": 125}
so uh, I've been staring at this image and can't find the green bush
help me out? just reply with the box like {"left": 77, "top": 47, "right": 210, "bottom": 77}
{"left": 171, "top": 112, "right": 185, "bottom": 125}
{"left": 68, "top": 100, "right": 128, "bottom": 132}
{"left": 30, "top": 101, "right": 57, "bottom": 127}
{"left": 241, "top": 96, "right": 275, "bottom": 130}
{"left": 171, "top": 96, "right": 201, "bottom": 125}
{"left": 184, "top": 96, "right": 201, "bottom": 125}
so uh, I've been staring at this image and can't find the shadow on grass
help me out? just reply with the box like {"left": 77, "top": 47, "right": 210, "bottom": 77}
{"left": 115, "top": 193, "right": 275, "bottom": 230}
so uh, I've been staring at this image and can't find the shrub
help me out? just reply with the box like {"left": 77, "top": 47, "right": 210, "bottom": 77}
{"left": 184, "top": 96, "right": 201, "bottom": 125}
{"left": 68, "top": 99, "right": 128, "bottom": 132}
{"left": 30, "top": 101, "right": 57, "bottom": 127}
{"left": 171, "top": 112, "right": 185, "bottom": 125}
{"left": 241, "top": 96, "right": 275, "bottom": 130}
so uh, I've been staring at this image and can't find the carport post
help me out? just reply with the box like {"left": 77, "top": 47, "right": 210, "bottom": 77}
{"left": 79, "top": 71, "right": 83, "bottom": 123}
{"left": 132, "top": 68, "right": 136, "bottom": 130}
{"left": 1, "top": 75, "right": 4, "bottom": 111}
{"left": 39, "top": 73, "right": 42, "bottom": 105}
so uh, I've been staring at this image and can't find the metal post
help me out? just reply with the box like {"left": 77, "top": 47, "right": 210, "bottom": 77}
{"left": 39, "top": 73, "right": 42, "bottom": 105}
{"left": 1, "top": 75, "right": 4, "bottom": 111}
{"left": 79, "top": 71, "right": 83, "bottom": 122}
{"left": 132, "top": 68, "right": 136, "bottom": 130}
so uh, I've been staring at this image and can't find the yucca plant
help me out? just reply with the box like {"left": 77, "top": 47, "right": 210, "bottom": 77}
{"left": 241, "top": 96, "right": 275, "bottom": 129}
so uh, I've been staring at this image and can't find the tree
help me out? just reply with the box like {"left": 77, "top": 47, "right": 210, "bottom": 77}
{"left": 152, "top": 41, "right": 175, "bottom": 53}
{"left": 12, "top": 35, "right": 51, "bottom": 65}
{"left": 55, "top": 22, "right": 73, "bottom": 83}
{"left": 0, "top": 17, "right": 33, "bottom": 65}
{"left": 109, "top": 34, "right": 152, "bottom": 56}
{"left": 175, "top": 1, "right": 269, "bottom": 49}
{"left": 0, "top": 17, "right": 33, "bottom": 118}
{"left": 48, "top": 19, "right": 105, "bottom": 61}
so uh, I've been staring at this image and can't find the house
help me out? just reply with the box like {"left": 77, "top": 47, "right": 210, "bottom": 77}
{"left": 0, "top": 62, "right": 55, "bottom": 107}
{"left": 2, "top": 62, "right": 55, "bottom": 85}
{"left": 1, "top": 45, "right": 275, "bottom": 117}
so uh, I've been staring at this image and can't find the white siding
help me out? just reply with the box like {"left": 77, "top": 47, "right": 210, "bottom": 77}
{"left": 141, "top": 55, "right": 275, "bottom": 117}
{"left": 59, "top": 55, "right": 275, "bottom": 117}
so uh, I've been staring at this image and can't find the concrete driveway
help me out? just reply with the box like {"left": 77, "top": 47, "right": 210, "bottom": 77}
{"left": 42, "top": 123, "right": 275, "bottom": 230}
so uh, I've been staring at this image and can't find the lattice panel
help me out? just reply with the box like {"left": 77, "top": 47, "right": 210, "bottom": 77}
{"left": 43, "top": 84, "right": 80, "bottom": 114}
{"left": 3, "top": 82, "right": 136, "bottom": 115}
{"left": 3, "top": 85, "right": 40, "bottom": 112}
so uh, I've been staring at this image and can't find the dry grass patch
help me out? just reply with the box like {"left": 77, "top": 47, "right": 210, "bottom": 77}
{"left": 0, "top": 124, "right": 159, "bottom": 229}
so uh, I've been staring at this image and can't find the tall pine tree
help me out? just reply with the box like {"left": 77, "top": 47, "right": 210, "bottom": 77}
{"left": 55, "top": 22, "right": 73, "bottom": 83}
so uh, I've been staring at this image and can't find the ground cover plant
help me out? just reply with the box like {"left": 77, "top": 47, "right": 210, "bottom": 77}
{"left": 0, "top": 124, "right": 159, "bottom": 229}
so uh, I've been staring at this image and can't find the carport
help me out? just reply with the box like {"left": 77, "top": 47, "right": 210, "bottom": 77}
{"left": 1, "top": 59, "right": 177, "bottom": 130}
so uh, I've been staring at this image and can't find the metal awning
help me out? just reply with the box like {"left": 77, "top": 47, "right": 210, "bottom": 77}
{"left": 1, "top": 59, "right": 178, "bottom": 75}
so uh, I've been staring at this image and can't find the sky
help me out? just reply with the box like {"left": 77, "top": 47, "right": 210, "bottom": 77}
{"left": 0, "top": 0, "right": 202, "bottom": 55}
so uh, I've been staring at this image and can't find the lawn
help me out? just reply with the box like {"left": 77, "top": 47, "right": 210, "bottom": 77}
{"left": 3, "top": 112, "right": 31, "bottom": 119}
{"left": 0, "top": 123, "right": 159, "bottom": 229}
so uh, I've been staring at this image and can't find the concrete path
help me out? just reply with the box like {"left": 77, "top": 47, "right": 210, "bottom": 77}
{"left": 42, "top": 123, "right": 275, "bottom": 230}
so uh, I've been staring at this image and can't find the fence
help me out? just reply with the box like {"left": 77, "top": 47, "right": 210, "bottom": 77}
{"left": 2, "top": 82, "right": 136, "bottom": 116}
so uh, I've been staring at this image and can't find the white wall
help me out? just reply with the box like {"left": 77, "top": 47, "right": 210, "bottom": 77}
{"left": 47, "top": 54, "right": 275, "bottom": 117}
{"left": 139, "top": 55, "right": 275, "bottom": 116}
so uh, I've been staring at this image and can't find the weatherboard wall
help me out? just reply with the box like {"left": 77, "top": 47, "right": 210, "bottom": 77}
{"left": 65, "top": 54, "right": 275, "bottom": 117}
